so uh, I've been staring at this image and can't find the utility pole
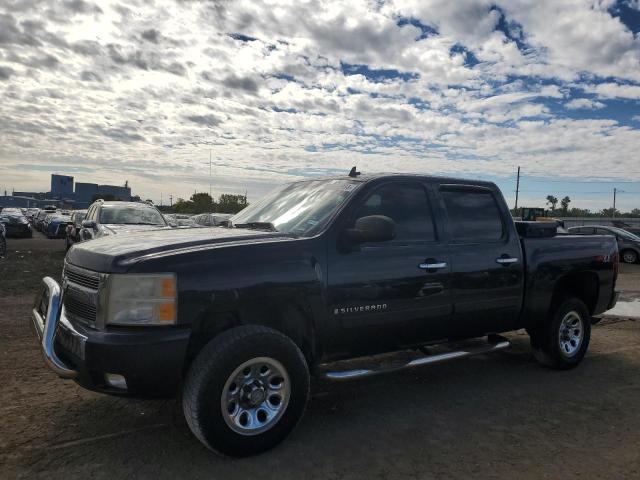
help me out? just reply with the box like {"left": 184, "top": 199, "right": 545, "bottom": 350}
{"left": 514, "top": 166, "right": 521, "bottom": 211}
{"left": 209, "top": 149, "right": 212, "bottom": 200}
{"left": 613, "top": 188, "right": 625, "bottom": 218}
{"left": 169, "top": 194, "right": 173, "bottom": 207}
{"left": 160, "top": 192, "right": 163, "bottom": 207}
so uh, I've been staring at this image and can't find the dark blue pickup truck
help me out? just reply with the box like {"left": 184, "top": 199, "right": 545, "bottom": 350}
{"left": 31, "top": 173, "right": 619, "bottom": 456}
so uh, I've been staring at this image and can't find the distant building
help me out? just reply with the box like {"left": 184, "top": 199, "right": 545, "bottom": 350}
{"left": 74, "top": 182, "right": 99, "bottom": 207}
{"left": 2, "top": 174, "right": 137, "bottom": 209}
{"left": 51, "top": 174, "right": 74, "bottom": 199}
{"left": 0, "top": 195, "right": 61, "bottom": 209}
{"left": 13, "top": 191, "right": 48, "bottom": 200}
{"left": 98, "top": 184, "right": 131, "bottom": 201}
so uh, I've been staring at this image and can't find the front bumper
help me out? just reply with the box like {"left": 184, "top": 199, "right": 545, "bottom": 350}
{"left": 31, "top": 277, "right": 191, "bottom": 397}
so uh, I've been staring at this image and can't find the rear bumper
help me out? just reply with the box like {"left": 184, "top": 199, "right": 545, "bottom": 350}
{"left": 608, "top": 290, "right": 620, "bottom": 310}
{"left": 31, "top": 277, "right": 191, "bottom": 397}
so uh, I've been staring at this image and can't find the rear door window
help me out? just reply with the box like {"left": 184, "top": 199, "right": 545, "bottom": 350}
{"left": 441, "top": 187, "right": 504, "bottom": 242}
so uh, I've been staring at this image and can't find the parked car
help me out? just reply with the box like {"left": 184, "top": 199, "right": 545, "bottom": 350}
{"left": 0, "top": 213, "right": 33, "bottom": 238}
{"left": 568, "top": 225, "right": 640, "bottom": 263}
{"left": 0, "top": 223, "right": 6, "bottom": 257}
{"left": 0, "top": 207, "right": 22, "bottom": 214}
{"left": 35, "top": 207, "right": 57, "bottom": 231}
{"left": 611, "top": 220, "right": 640, "bottom": 236}
{"left": 193, "top": 212, "right": 233, "bottom": 226}
{"left": 25, "top": 208, "right": 40, "bottom": 224}
{"left": 32, "top": 173, "right": 619, "bottom": 457}
{"left": 65, "top": 210, "right": 87, "bottom": 251}
{"left": 164, "top": 213, "right": 198, "bottom": 228}
{"left": 43, "top": 213, "right": 71, "bottom": 239}
{"left": 77, "top": 200, "right": 170, "bottom": 242}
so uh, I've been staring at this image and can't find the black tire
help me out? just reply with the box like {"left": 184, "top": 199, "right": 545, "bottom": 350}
{"left": 530, "top": 297, "right": 591, "bottom": 370}
{"left": 182, "top": 325, "right": 310, "bottom": 457}
{"left": 621, "top": 249, "right": 638, "bottom": 264}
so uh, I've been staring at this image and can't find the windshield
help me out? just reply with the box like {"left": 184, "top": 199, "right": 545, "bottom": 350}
{"left": 231, "top": 179, "right": 361, "bottom": 236}
{"left": 99, "top": 206, "right": 166, "bottom": 225}
{"left": 611, "top": 227, "right": 640, "bottom": 241}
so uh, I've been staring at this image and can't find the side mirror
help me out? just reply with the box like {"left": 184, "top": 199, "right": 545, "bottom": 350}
{"left": 346, "top": 215, "right": 396, "bottom": 244}
{"left": 82, "top": 219, "right": 97, "bottom": 230}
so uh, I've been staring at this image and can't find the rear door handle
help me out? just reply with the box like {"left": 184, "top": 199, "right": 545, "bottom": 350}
{"left": 496, "top": 257, "right": 518, "bottom": 265}
{"left": 419, "top": 262, "right": 447, "bottom": 270}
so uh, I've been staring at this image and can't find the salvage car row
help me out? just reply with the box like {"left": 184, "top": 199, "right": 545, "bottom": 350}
{"left": 2, "top": 202, "right": 639, "bottom": 264}
{"left": 0, "top": 204, "right": 234, "bottom": 245}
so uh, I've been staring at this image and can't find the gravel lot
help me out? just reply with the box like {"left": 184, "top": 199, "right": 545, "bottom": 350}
{"left": 2, "top": 232, "right": 640, "bottom": 479}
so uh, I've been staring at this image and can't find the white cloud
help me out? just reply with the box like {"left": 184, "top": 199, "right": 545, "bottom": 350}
{"left": 0, "top": 0, "right": 638, "bottom": 206}
{"left": 565, "top": 98, "right": 606, "bottom": 110}
{"left": 578, "top": 82, "right": 640, "bottom": 99}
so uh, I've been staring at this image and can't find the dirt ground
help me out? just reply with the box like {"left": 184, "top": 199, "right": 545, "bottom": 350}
{"left": 1, "top": 232, "right": 640, "bottom": 479}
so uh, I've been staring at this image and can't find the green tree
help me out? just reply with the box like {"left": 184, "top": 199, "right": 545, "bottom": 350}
{"left": 217, "top": 194, "right": 248, "bottom": 214}
{"left": 172, "top": 197, "right": 193, "bottom": 214}
{"left": 190, "top": 192, "right": 214, "bottom": 213}
{"left": 560, "top": 196, "right": 571, "bottom": 213}
{"left": 599, "top": 207, "right": 620, "bottom": 217}
{"left": 545, "top": 195, "right": 558, "bottom": 211}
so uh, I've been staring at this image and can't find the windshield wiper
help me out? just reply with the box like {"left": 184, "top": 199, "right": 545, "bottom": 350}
{"left": 233, "top": 222, "right": 278, "bottom": 232}
{"left": 121, "top": 222, "right": 164, "bottom": 225}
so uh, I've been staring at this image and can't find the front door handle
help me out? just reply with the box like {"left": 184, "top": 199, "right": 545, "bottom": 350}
{"left": 496, "top": 257, "right": 518, "bottom": 265}
{"left": 419, "top": 262, "right": 447, "bottom": 270}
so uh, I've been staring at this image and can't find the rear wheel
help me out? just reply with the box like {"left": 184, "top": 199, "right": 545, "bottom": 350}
{"left": 530, "top": 297, "right": 591, "bottom": 370}
{"left": 182, "top": 325, "right": 310, "bottom": 457}
{"left": 621, "top": 249, "right": 638, "bottom": 264}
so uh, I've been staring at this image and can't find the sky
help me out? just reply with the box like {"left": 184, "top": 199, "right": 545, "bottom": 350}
{"left": 0, "top": 0, "right": 639, "bottom": 212}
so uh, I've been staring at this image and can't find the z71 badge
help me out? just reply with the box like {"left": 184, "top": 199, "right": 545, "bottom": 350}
{"left": 334, "top": 304, "right": 388, "bottom": 315}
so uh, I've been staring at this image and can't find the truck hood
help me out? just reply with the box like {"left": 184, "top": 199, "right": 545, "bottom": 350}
{"left": 67, "top": 227, "right": 295, "bottom": 272}
{"left": 102, "top": 224, "right": 171, "bottom": 234}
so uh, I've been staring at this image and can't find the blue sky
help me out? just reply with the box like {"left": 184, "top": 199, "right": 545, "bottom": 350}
{"left": 0, "top": 0, "right": 639, "bottom": 211}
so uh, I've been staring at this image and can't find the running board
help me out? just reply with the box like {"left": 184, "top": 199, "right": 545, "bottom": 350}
{"left": 320, "top": 336, "right": 510, "bottom": 381}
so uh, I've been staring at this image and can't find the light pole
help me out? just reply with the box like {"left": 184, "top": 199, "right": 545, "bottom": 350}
{"left": 514, "top": 166, "right": 520, "bottom": 211}
{"left": 613, "top": 188, "right": 625, "bottom": 218}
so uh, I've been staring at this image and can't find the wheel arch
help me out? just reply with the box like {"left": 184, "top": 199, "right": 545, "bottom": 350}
{"left": 549, "top": 271, "right": 599, "bottom": 316}
{"left": 182, "top": 301, "right": 318, "bottom": 376}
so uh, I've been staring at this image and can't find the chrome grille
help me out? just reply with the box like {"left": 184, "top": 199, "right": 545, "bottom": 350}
{"left": 64, "top": 268, "right": 100, "bottom": 290}
{"left": 64, "top": 295, "right": 97, "bottom": 323}
{"left": 63, "top": 263, "right": 101, "bottom": 326}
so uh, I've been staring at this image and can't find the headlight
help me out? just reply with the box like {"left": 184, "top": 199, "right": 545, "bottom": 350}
{"left": 105, "top": 273, "right": 177, "bottom": 326}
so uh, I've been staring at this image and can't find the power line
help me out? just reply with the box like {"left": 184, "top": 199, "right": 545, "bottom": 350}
{"left": 517, "top": 178, "right": 640, "bottom": 184}
{"left": 516, "top": 189, "right": 640, "bottom": 194}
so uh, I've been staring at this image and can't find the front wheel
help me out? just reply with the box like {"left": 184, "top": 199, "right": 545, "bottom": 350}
{"left": 182, "top": 326, "right": 310, "bottom": 457}
{"left": 530, "top": 297, "right": 591, "bottom": 370}
{"left": 621, "top": 249, "right": 638, "bottom": 264}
